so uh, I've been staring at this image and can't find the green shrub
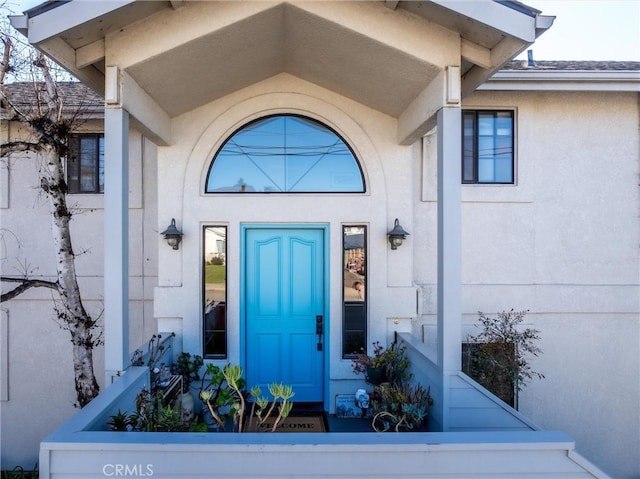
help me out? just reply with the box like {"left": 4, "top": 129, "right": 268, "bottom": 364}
{"left": 1, "top": 465, "right": 38, "bottom": 479}
{"left": 463, "top": 309, "right": 544, "bottom": 408}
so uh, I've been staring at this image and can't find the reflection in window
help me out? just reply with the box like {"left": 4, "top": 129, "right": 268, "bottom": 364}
{"left": 462, "top": 110, "right": 514, "bottom": 184}
{"left": 343, "top": 225, "right": 366, "bottom": 358}
{"left": 203, "top": 226, "right": 227, "bottom": 358}
{"left": 67, "top": 134, "right": 104, "bottom": 193}
{"left": 205, "top": 115, "right": 365, "bottom": 193}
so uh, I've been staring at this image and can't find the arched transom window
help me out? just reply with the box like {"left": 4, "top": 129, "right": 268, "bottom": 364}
{"left": 205, "top": 115, "right": 365, "bottom": 193}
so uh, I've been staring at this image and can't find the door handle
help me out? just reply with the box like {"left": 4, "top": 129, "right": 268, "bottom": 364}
{"left": 316, "top": 315, "right": 323, "bottom": 351}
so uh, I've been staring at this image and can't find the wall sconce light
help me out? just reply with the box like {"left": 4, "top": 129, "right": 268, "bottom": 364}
{"left": 388, "top": 218, "right": 409, "bottom": 250}
{"left": 161, "top": 218, "right": 183, "bottom": 250}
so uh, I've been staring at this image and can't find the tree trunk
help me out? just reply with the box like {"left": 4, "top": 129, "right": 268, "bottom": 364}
{"left": 42, "top": 144, "right": 100, "bottom": 407}
{"left": 1, "top": 33, "right": 101, "bottom": 408}
{"left": 71, "top": 322, "right": 100, "bottom": 407}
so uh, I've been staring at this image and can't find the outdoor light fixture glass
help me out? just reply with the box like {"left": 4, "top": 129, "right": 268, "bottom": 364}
{"left": 162, "top": 218, "right": 183, "bottom": 250}
{"left": 388, "top": 218, "right": 409, "bottom": 250}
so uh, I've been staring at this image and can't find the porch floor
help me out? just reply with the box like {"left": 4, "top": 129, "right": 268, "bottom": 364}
{"left": 289, "top": 403, "right": 373, "bottom": 432}
{"left": 325, "top": 415, "right": 372, "bottom": 432}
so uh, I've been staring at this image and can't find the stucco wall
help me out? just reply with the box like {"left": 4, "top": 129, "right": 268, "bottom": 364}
{"left": 414, "top": 90, "right": 639, "bottom": 479}
{"left": 154, "top": 73, "right": 420, "bottom": 407}
{"left": 2, "top": 81, "right": 637, "bottom": 478}
{"left": 153, "top": 84, "right": 638, "bottom": 478}
{"left": 0, "top": 123, "right": 158, "bottom": 468}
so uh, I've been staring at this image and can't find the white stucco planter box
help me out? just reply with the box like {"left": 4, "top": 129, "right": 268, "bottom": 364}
{"left": 42, "top": 430, "right": 600, "bottom": 479}
{"left": 39, "top": 349, "right": 608, "bottom": 479}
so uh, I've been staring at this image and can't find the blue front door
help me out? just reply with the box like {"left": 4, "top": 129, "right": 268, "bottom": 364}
{"left": 245, "top": 227, "right": 325, "bottom": 402}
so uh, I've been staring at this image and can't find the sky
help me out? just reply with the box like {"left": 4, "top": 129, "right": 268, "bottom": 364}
{"left": 7, "top": 0, "right": 640, "bottom": 61}
{"left": 515, "top": 0, "right": 640, "bottom": 61}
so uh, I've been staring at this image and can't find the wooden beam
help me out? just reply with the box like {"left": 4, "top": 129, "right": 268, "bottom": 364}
{"left": 122, "top": 71, "right": 172, "bottom": 146}
{"left": 462, "top": 37, "right": 526, "bottom": 97}
{"left": 36, "top": 38, "right": 105, "bottom": 95}
{"left": 397, "top": 71, "right": 445, "bottom": 145}
{"left": 461, "top": 38, "right": 491, "bottom": 69}
{"left": 76, "top": 39, "right": 105, "bottom": 69}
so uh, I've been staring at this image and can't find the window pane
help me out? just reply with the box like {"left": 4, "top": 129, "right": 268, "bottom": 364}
{"left": 67, "top": 137, "right": 80, "bottom": 191}
{"left": 477, "top": 113, "right": 495, "bottom": 136}
{"left": 67, "top": 134, "right": 104, "bottom": 194}
{"left": 343, "top": 329, "right": 365, "bottom": 359}
{"left": 494, "top": 157, "right": 513, "bottom": 183}
{"left": 203, "top": 226, "right": 227, "bottom": 358}
{"left": 495, "top": 112, "right": 513, "bottom": 136}
{"left": 478, "top": 159, "right": 494, "bottom": 183}
{"left": 206, "top": 115, "right": 365, "bottom": 193}
{"left": 463, "top": 111, "right": 514, "bottom": 185}
{"left": 98, "top": 137, "right": 105, "bottom": 193}
{"left": 79, "top": 137, "right": 98, "bottom": 192}
{"left": 477, "top": 135, "right": 496, "bottom": 183}
{"left": 462, "top": 112, "right": 476, "bottom": 183}
{"left": 494, "top": 136, "right": 513, "bottom": 183}
{"left": 343, "top": 225, "right": 366, "bottom": 358}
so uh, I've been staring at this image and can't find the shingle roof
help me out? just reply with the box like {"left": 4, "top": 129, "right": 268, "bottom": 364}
{"left": 502, "top": 60, "right": 640, "bottom": 71}
{"left": 2, "top": 81, "right": 102, "bottom": 108}
{"left": 2, "top": 60, "right": 637, "bottom": 116}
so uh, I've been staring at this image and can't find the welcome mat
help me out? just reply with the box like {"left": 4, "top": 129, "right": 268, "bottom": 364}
{"left": 244, "top": 415, "right": 326, "bottom": 433}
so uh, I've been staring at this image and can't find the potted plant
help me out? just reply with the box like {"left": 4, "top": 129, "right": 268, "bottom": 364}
{"left": 370, "top": 382, "right": 432, "bottom": 432}
{"left": 173, "top": 352, "right": 204, "bottom": 392}
{"left": 198, "top": 363, "right": 294, "bottom": 432}
{"left": 113, "top": 387, "right": 207, "bottom": 432}
{"left": 172, "top": 352, "right": 204, "bottom": 424}
{"left": 351, "top": 341, "right": 409, "bottom": 385}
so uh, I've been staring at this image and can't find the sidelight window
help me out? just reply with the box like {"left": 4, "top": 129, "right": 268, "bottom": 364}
{"left": 203, "top": 226, "right": 227, "bottom": 358}
{"left": 342, "top": 225, "right": 367, "bottom": 358}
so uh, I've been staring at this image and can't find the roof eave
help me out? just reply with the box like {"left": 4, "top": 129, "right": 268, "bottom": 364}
{"left": 433, "top": 0, "right": 538, "bottom": 42}
{"left": 17, "top": 0, "right": 137, "bottom": 45}
{"left": 456, "top": 2, "right": 554, "bottom": 98}
{"left": 479, "top": 70, "right": 640, "bottom": 92}
{"left": 8, "top": 14, "right": 28, "bottom": 36}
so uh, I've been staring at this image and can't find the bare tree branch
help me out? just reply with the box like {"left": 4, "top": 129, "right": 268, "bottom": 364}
{"left": 0, "top": 36, "right": 11, "bottom": 86}
{"left": 1, "top": 140, "right": 43, "bottom": 157}
{"left": 36, "top": 52, "right": 60, "bottom": 117}
{"left": 1, "top": 276, "right": 59, "bottom": 301}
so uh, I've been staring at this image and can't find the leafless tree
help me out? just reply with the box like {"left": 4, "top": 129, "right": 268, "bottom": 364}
{"left": 0, "top": 23, "right": 100, "bottom": 406}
